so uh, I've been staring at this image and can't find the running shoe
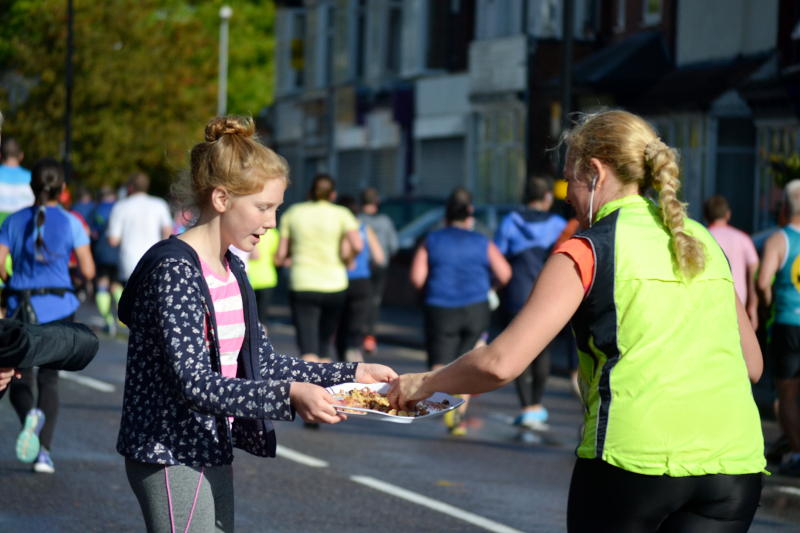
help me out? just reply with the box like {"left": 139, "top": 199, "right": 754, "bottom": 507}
{"left": 449, "top": 423, "right": 468, "bottom": 436}
{"left": 444, "top": 408, "right": 467, "bottom": 435}
{"left": 33, "top": 448, "right": 55, "bottom": 474}
{"left": 16, "top": 408, "right": 45, "bottom": 463}
{"left": 362, "top": 335, "right": 377, "bottom": 354}
{"left": 512, "top": 409, "right": 549, "bottom": 431}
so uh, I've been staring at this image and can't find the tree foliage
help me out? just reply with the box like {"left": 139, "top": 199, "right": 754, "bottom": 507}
{"left": 0, "top": 0, "right": 276, "bottom": 197}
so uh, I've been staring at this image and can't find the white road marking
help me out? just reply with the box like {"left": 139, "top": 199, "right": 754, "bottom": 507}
{"left": 776, "top": 485, "right": 800, "bottom": 497}
{"left": 58, "top": 371, "right": 116, "bottom": 393}
{"left": 350, "top": 475, "right": 525, "bottom": 533}
{"left": 276, "top": 445, "right": 330, "bottom": 468}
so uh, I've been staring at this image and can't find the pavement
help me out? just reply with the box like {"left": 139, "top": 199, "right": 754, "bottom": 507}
{"left": 74, "top": 295, "right": 800, "bottom": 522}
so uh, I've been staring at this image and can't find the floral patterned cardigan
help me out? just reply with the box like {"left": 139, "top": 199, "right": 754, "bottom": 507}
{"left": 116, "top": 236, "right": 357, "bottom": 467}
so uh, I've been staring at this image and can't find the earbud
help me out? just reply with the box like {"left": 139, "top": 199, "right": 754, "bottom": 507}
{"left": 590, "top": 175, "right": 597, "bottom": 190}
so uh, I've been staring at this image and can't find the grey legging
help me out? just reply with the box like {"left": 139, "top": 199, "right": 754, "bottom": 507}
{"left": 125, "top": 459, "right": 234, "bottom": 533}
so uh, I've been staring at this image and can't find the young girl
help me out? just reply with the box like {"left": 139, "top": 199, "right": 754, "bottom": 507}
{"left": 116, "top": 116, "right": 396, "bottom": 532}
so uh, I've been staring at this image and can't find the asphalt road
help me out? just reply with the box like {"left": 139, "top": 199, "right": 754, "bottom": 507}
{"left": 0, "top": 318, "right": 798, "bottom": 532}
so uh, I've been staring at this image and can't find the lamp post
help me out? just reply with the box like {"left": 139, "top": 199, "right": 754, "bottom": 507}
{"left": 217, "top": 5, "right": 233, "bottom": 116}
{"left": 65, "top": 0, "right": 74, "bottom": 178}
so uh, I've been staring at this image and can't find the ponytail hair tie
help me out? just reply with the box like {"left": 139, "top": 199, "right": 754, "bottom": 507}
{"left": 644, "top": 139, "right": 665, "bottom": 163}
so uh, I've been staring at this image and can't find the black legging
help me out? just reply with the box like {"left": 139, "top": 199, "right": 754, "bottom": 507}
{"left": 567, "top": 459, "right": 762, "bottom": 533}
{"left": 289, "top": 290, "right": 346, "bottom": 359}
{"left": 335, "top": 277, "right": 372, "bottom": 361}
{"left": 8, "top": 312, "right": 75, "bottom": 452}
{"left": 366, "top": 265, "right": 388, "bottom": 337}
{"left": 10, "top": 367, "right": 59, "bottom": 451}
{"left": 515, "top": 349, "right": 550, "bottom": 406}
{"left": 514, "top": 323, "right": 577, "bottom": 406}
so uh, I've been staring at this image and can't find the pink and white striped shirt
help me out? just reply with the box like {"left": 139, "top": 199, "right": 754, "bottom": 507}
{"left": 200, "top": 258, "right": 245, "bottom": 380}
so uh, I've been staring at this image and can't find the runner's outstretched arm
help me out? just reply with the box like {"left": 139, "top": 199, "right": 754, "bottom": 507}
{"left": 390, "top": 253, "right": 583, "bottom": 407}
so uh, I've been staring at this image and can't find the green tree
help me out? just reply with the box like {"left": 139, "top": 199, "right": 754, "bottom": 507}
{"left": 0, "top": 0, "right": 276, "bottom": 196}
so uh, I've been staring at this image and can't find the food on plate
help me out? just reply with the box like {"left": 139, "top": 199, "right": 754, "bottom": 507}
{"left": 333, "top": 386, "right": 451, "bottom": 417}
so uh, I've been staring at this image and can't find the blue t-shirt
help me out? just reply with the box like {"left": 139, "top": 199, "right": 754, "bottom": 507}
{"left": 348, "top": 224, "right": 371, "bottom": 280}
{"left": 72, "top": 200, "right": 96, "bottom": 224}
{"left": 424, "top": 226, "right": 490, "bottom": 308}
{"left": 90, "top": 200, "right": 119, "bottom": 266}
{"left": 494, "top": 209, "right": 566, "bottom": 314}
{"left": 0, "top": 205, "right": 89, "bottom": 322}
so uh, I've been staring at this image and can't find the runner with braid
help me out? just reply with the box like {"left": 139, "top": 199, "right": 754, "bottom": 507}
{"left": 390, "top": 110, "right": 765, "bottom": 532}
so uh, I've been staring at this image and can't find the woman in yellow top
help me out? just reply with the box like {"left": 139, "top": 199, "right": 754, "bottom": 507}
{"left": 276, "top": 174, "right": 362, "bottom": 362}
{"left": 390, "top": 110, "right": 764, "bottom": 532}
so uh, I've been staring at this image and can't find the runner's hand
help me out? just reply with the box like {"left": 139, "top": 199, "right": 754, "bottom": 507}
{"left": 289, "top": 382, "right": 347, "bottom": 424}
{"left": 0, "top": 367, "right": 20, "bottom": 392}
{"left": 355, "top": 363, "right": 398, "bottom": 384}
{"left": 387, "top": 372, "right": 431, "bottom": 411}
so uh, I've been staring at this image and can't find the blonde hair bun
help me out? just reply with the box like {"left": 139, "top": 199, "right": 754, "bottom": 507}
{"left": 204, "top": 116, "right": 255, "bottom": 142}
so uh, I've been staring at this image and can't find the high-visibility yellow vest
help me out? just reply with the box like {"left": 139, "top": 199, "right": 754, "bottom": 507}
{"left": 572, "top": 195, "right": 764, "bottom": 476}
{"left": 247, "top": 228, "right": 279, "bottom": 290}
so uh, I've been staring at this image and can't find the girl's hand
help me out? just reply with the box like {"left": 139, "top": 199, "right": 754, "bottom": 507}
{"left": 387, "top": 372, "right": 431, "bottom": 411}
{"left": 289, "top": 382, "right": 347, "bottom": 424}
{"left": 355, "top": 363, "right": 398, "bottom": 384}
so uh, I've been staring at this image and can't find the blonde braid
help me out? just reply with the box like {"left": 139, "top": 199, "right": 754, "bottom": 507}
{"left": 646, "top": 139, "right": 705, "bottom": 278}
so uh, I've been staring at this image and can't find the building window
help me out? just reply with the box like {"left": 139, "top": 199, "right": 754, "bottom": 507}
{"left": 756, "top": 123, "right": 800, "bottom": 231}
{"left": 615, "top": 0, "right": 626, "bottom": 32}
{"left": 474, "top": 105, "right": 526, "bottom": 204}
{"left": 476, "top": 0, "right": 521, "bottom": 40}
{"left": 355, "top": 0, "right": 367, "bottom": 79}
{"left": 426, "top": 0, "right": 474, "bottom": 71}
{"left": 642, "top": 0, "right": 661, "bottom": 26}
{"left": 291, "top": 11, "right": 306, "bottom": 89}
{"left": 386, "top": 0, "right": 403, "bottom": 75}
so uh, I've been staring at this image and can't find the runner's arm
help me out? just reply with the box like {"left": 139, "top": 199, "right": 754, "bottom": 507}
{"left": 74, "top": 244, "right": 96, "bottom": 281}
{"left": 757, "top": 231, "right": 784, "bottom": 307}
{"left": 409, "top": 243, "right": 428, "bottom": 290}
{"left": 390, "top": 253, "right": 583, "bottom": 405}
{"left": 275, "top": 236, "right": 290, "bottom": 266}
{"left": 0, "top": 244, "right": 8, "bottom": 282}
{"left": 343, "top": 228, "right": 363, "bottom": 257}
{"left": 745, "top": 259, "right": 759, "bottom": 330}
{"left": 487, "top": 241, "right": 511, "bottom": 286}
{"left": 366, "top": 226, "right": 385, "bottom": 266}
{"left": 736, "top": 295, "right": 762, "bottom": 383}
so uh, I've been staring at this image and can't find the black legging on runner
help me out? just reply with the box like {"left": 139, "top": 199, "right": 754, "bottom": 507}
{"left": 335, "top": 277, "right": 372, "bottom": 361}
{"left": 567, "top": 459, "right": 762, "bottom": 533}
{"left": 10, "top": 368, "right": 59, "bottom": 450}
{"left": 8, "top": 312, "right": 75, "bottom": 451}
{"left": 289, "top": 290, "right": 346, "bottom": 359}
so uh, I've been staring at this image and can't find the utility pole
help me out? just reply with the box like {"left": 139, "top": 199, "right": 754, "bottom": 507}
{"left": 522, "top": 0, "right": 537, "bottom": 179}
{"left": 218, "top": 5, "right": 233, "bottom": 116}
{"left": 561, "top": 0, "right": 574, "bottom": 134}
{"left": 64, "top": 0, "right": 74, "bottom": 178}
